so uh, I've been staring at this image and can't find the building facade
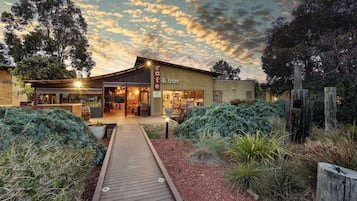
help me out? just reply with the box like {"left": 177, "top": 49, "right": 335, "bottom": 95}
{"left": 25, "top": 57, "right": 255, "bottom": 117}
{"left": 0, "top": 67, "right": 27, "bottom": 106}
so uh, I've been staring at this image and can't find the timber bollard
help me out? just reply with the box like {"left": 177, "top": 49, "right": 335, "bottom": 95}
{"left": 316, "top": 162, "right": 357, "bottom": 201}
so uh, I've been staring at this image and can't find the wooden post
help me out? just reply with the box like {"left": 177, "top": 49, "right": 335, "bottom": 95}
{"left": 286, "top": 63, "right": 313, "bottom": 143}
{"left": 293, "top": 62, "right": 303, "bottom": 90}
{"left": 316, "top": 162, "right": 357, "bottom": 201}
{"left": 324, "top": 87, "right": 337, "bottom": 132}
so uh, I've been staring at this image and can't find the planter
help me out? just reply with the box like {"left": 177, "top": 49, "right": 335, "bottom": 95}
{"left": 89, "top": 125, "right": 106, "bottom": 139}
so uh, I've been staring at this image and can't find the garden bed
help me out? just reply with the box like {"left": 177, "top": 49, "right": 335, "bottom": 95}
{"left": 151, "top": 137, "right": 254, "bottom": 201}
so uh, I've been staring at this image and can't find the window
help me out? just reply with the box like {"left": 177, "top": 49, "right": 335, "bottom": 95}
{"left": 163, "top": 90, "right": 204, "bottom": 115}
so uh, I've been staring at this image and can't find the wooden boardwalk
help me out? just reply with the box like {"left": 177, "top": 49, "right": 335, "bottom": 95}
{"left": 93, "top": 118, "right": 181, "bottom": 201}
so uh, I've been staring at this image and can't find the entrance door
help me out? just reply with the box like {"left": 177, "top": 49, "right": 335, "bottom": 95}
{"left": 104, "top": 85, "right": 150, "bottom": 117}
{"left": 104, "top": 86, "right": 126, "bottom": 117}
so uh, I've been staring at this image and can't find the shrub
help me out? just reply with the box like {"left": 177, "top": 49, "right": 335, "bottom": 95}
{"left": 0, "top": 107, "right": 106, "bottom": 165}
{"left": 187, "top": 147, "right": 223, "bottom": 165}
{"left": 291, "top": 140, "right": 357, "bottom": 196}
{"left": 338, "top": 121, "right": 357, "bottom": 143}
{"left": 254, "top": 158, "right": 309, "bottom": 201}
{"left": 230, "top": 99, "right": 256, "bottom": 106}
{"left": 226, "top": 131, "right": 290, "bottom": 165}
{"left": 0, "top": 142, "right": 95, "bottom": 200}
{"left": 194, "top": 133, "right": 229, "bottom": 155}
{"left": 147, "top": 131, "right": 161, "bottom": 139}
{"left": 226, "top": 161, "right": 263, "bottom": 190}
{"left": 176, "top": 100, "right": 285, "bottom": 139}
{"left": 188, "top": 133, "right": 229, "bottom": 164}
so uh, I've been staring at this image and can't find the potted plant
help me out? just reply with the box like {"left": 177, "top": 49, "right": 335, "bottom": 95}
{"left": 89, "top": 121, "right": 106, "bottom": 139}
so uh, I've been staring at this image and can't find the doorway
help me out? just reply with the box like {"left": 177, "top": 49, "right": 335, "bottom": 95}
{"left": 104, "top": 85, "right": 150, "bottom": 117}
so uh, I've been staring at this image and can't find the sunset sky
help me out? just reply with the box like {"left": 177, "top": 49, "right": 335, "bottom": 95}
{"left": 0, "top": 0, "right": 299, "bottom": 82}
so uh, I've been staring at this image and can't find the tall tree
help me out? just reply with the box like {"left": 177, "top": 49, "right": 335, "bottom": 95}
{"left": 262, "top": 0, "right": 356, "bottom": 95}
{"left": 1, "top": 0, "right": 95, "bottom": 79}
{"left": 211, "top": 59, "right": 240, "bottom": 80}
{"left": 0, "top": 43, "right": 13, "bottom": 66}
{"left": 262, "top": 0, "right": 357, "bottom": 124}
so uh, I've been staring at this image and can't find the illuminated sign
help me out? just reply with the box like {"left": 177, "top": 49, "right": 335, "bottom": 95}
{"left": 154, "top": 65, "right": 160, "bottom": 90}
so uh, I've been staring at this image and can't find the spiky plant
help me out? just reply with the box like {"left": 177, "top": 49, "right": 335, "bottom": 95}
{"left": 226, "top": 161, "right": 263, "bottom": 190}
{"left": 226, "top": 131, "right": 290, "bottom": 165}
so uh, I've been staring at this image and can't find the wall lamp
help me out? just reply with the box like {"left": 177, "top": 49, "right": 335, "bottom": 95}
{"left": 74, "top": 80, "right": 82, "bottom": 88}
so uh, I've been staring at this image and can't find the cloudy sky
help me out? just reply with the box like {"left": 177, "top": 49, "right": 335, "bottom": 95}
{"left": 0, "top": 0, "right": 299, "bottom": 82}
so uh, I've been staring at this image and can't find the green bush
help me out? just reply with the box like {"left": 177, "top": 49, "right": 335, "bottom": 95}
{"left": 226, "top": 161, "right": 263, "bottom": 190}
{"left": 194, "top": 133, "right": 229, "bottom": 156}
{"left": 226, "top": 131, "right": 290, "bottom": 165}
{"left": 176, "top": 100, "right": 285, "bottom": 139}
{"left": 147, "top": 131, "right": 161, "bottom": 139}
{"left": 187, "top": 133, "right": 229, "bottom": 165}
{"left": 0, "top": 142, "right": 95, "bottom": 200}
{"left": 268, "top": 116, "right": 288, "bottom": 138}
{"left": 253, "top": 158, "right": 309, "bottom": 201}
{"left": 230, "top": 99, "right": 256, "bottom": 106}
{"left": 0, "top": 107, "right": 106, "bottom": 165}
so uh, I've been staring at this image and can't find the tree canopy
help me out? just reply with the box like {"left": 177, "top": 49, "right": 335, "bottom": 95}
{"left": 262, "top": 0, "right": 356, "bottom": 95}
{"left": 0, "top": 43, "right": 13, "bottom": 66}
{"left": 1, "top": 0, "right": 95, "bottom": 79}
{"left": 211, "top": 59, "right": 240, "bottom": 80}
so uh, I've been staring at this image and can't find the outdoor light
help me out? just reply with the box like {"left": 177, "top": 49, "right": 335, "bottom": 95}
{"left": 146, "top": 60, "right": 152, "bottom": 66}
{"left": 165, "top": 117, "right": 170, "bottom": 139}
{"left": 74, "top": 80, "right": 82, "bottom": 88}
{"left": 164, "top": 108, "right": 173, "bottom": 139}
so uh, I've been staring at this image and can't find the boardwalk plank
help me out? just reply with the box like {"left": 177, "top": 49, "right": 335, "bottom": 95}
{"left": 98, "top": 118, "right": 175, "bottom": 201}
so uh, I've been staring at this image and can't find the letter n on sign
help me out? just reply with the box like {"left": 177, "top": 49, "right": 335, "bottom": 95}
{"left": 154, "top": 65, "right": 160, "bottom": 90}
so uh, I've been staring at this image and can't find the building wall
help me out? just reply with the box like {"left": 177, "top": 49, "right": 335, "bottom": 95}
{"left": 150, "top": 64, "right": 214, "bottom": 116}
{"left": 213, "top": 80, "right": 255, "bottom": 103}
{"left": 0, "top": 70, "right": 13, "bottom": 105}
{"left": 0, "top": 70, "right": 28, "bottom": 106}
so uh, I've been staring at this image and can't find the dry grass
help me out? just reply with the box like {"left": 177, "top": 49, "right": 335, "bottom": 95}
{"left": 187, "top": 147, "right": 224, "bottom": 165}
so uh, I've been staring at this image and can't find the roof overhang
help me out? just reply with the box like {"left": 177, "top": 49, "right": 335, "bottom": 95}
{"left": 35, "top": 87, "right": 102, "bottom": 94}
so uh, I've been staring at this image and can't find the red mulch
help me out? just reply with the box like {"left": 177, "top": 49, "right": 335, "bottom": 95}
{"left": 81, "top": 166, "right": 101, "bottom": 201}
{"left": 81, "top": 137, "right": 109, "bottom": 201}
{"left": 151, "top": 136, "right": 255, "bottom": 201}
{"left": 82, "top": 136, "right": 254, "bottom": 201}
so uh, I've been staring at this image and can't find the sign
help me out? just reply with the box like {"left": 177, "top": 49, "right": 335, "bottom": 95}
{"left": 154, "top": 65, "right": 160, "bottom": 90}
{"left": 161, "top": 77, "right": 179, "bottom": 84}
{"left": 153, "top": 91, "right": 162, "bottom": 98}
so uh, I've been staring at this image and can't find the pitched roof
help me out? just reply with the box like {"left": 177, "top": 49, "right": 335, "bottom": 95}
{"left": 25, "top": 56, "right": 220, "bottom": 85}
{"left": 135, "top": 56, "right": 220, "bottom": 76}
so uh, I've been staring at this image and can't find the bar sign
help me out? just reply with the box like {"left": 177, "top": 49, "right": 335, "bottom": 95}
{"left": 154, "top": 65, "right": 160, "bottom": 90}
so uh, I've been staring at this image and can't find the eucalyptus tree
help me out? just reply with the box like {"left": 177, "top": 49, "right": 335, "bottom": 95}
{"left": 262, "top": 0, "right": 356, "bottom": 95}
{"left": 0, "top": 43, "right": 12, "bottom": 66}
{"left": 211, "top": 59, "right": 240, "bottom": 80}
{"left": 1, "top": 0, "right": 95, "bottom": 79}
{"left": 262, "top": 0, "right": 356, "bottom": 123}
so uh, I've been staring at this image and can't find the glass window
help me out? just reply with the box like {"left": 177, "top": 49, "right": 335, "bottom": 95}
{"left": 163, "top": 90, "right": 204, "bottom": 116}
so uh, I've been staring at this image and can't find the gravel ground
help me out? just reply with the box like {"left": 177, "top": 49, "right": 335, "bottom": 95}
{"left": 151, "top": 136, "right": 254, "bottom": 201}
